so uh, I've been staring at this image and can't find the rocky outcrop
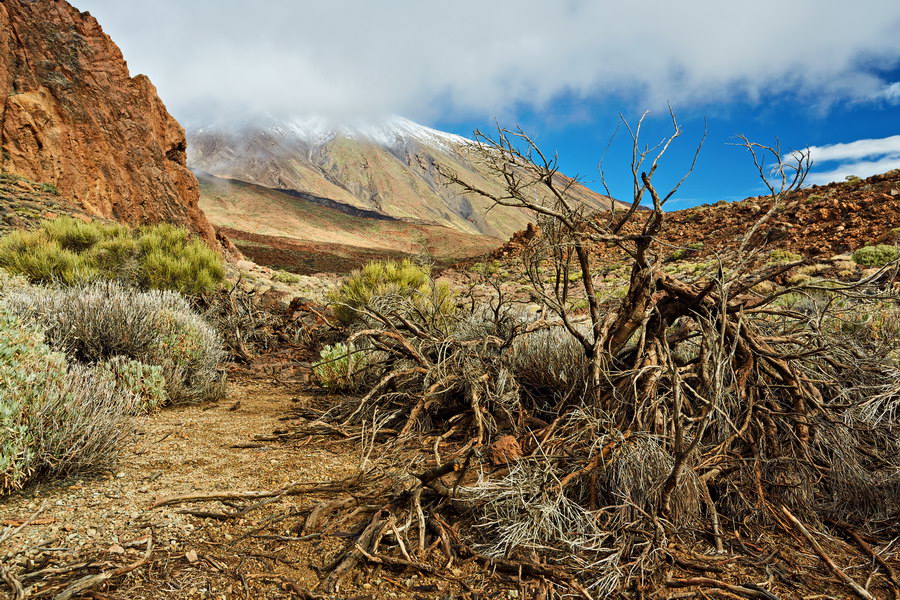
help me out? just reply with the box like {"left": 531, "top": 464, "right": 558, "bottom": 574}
{"left": 0, "top": 0, "right": 214, "bottom": 241}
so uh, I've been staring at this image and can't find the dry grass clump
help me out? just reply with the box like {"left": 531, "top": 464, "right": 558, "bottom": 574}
{"left": 0, "top": 217, "right": 224, "bottom": 295}
{"left": 3, "top": 281, "right": 225, "bottom": 404}
{"left": 505, "top": 325, "right": 591, "bottom": 410}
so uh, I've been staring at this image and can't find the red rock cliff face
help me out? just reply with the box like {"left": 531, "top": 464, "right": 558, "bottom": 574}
{"left": 0, "top": 0, "right": 215, "bottom": 241}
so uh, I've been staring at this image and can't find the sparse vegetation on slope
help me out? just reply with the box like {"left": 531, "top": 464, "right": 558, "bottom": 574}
{"left": 853, "top": 243, "right": 900, "bottom": 267}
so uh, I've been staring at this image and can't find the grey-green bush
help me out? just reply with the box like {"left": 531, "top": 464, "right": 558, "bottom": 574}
{"left": 313, "top": 342, "right": 370, "bottom": 392}
{"left": 0, "top": 310, "right": 136, "bottom": 492}
{"left": 3, "top": 281, "right": 225, "bottom": 404}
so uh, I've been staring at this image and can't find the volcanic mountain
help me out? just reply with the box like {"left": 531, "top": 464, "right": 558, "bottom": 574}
{"left": 187, "top": 116, "right": 619, "bottom": 241}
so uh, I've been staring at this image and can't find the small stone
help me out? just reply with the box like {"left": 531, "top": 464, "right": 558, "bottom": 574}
{"left": 86, "top": 528, "right": 97, "bottom": 537}
{"left": 185, "top": 550, "right": 199, "bottom": 563}
{"left": 116, "top": 472, "right": 126, "bottom": 479}
{"left": 108, "top": 544, "right": 125, "bottom": 554}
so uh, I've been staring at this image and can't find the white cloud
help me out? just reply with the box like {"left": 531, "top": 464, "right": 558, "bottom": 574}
{"left": 71, "top": 0, "right": 900, "bottom": 124}
{"left": 806, "top": 156, "right": 900, "bottom": 185}
{"left": 802, "top": 135, "right": 900, "bottom": 162}
{"left": 869, "top": 81, "right": 900, "bottom": 104}
{"left": 792, "top": 135, "right": 900, "bottom": 185}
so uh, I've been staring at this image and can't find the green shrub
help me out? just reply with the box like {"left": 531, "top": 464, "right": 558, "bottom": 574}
{"left": 313, "top": 342, "right": 369, "bottom": 392}
{"left": 2, "top": 282, "right": 225, "bottom": 404}
{"left": 0, "top": 229, "right": 97, "bottom": 285}
{"left": 329, "top": 259, "right": 455, "bottom": 325}
{"left": 272, "top": 270, "right": 301, "bottom": 284}
{"left": 669, "top": 242, "right": 703, "bottom": 262}
{"left": 135, "top": 224, "right": 225, "bottom": 295}
{"left": 0, "top": 310, "right": 135, "bottom": 493}
{"left": 767, "top": 249, "right": 804, "bottom": 264}
{"left": 0, "top": 217, "right": 224, "bottom": 295}
{"left": 852, "top": 244, "right": 899, "bottom": 267}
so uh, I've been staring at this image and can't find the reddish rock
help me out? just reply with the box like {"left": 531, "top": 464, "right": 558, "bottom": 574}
{"left": 0, "top": 0, "right": 215, "bottom": 242}
{"left": 490, "top": 435, "right": 523, "bottom": 465}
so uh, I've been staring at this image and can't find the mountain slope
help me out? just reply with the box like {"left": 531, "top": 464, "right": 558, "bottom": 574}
{"left": 0, "top": 0, "right": 214, "bottom": 241}
{"left": 197, "top": 171, "right": 500, "bottom": 273}
{"left": 188, "top": 116, "right": 618, "bottom": 239}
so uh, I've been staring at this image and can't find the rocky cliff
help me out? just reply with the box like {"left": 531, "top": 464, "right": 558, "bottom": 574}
{"left": 0, "top": 0, "right": 214, "bottom": 241}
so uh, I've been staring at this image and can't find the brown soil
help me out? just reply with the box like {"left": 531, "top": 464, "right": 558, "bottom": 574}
{"left": 222, "top": 227, "right": 496, "bottom": 276}
{"left": 0, "top": 370, "right": 463, "bottom": 599}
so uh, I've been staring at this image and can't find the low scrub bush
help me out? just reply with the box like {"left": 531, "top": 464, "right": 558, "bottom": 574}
{"left": 3, "top": 282, "right": 225, "bottom": 404}
{"left": 135, "top": 224, "right": 225, "bottom": 295}
{"left": 767, "top": 249, "right": 803, "bottom": 264}
{"left": 0, "top": 310, "right": 137, "bottom": 493}
{"left": 313, "top": 342, "right": 370, "bottom": 392}
{"left": 95, "top": 357, "right": 167, "bottom": 413}
{"left": 0, "top": 217, "right": 224, "bottom": 295}
{"left": 668, "top": 242, "right": 703, "bottom": 261}
{"left": 272, "top": 270, "right": 301, "bottom": 284}
{"left": 329, "top": 259, "right": 455, "bottom": 325}
{"left": 853, "top": 244, "right": 900, "bottom": 267}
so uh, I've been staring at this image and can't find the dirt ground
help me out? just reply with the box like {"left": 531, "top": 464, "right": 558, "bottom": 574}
{"left": 0, "top": 372, "right": 475, "bottom": 599}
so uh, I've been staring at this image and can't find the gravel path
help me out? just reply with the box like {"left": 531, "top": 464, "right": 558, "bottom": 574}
{"left": 0, "top": 379, "right": 368, "bottom": 599}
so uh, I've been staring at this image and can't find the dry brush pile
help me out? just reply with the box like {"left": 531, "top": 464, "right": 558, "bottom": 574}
{"left": 259, "top": 116, "right": 900, "bottom": 599}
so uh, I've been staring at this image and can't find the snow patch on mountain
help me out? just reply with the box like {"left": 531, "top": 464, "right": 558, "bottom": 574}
{"left": 256, "top": 115, "right": 474, "bottom": 153}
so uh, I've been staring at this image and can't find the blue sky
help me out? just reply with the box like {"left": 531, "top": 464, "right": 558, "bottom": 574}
{"left": 74, "top": 0, "right": 900, "bottom": 208}
{"left": 438, "top": 78, "right": 900, "bottom": 207}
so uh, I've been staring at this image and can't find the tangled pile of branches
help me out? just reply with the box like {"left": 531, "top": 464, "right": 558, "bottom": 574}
{"left": 294, "top": 115, "right": 900, "bottom": 598}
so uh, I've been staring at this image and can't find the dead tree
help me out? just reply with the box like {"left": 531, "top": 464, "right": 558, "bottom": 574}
{"left": 296, "top": 112, "right": 900, "bottom": 597}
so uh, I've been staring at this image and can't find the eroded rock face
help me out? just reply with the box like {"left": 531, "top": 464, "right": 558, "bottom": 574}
{"left": 0, "top": 0, "right": 214, "bottom": 241}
